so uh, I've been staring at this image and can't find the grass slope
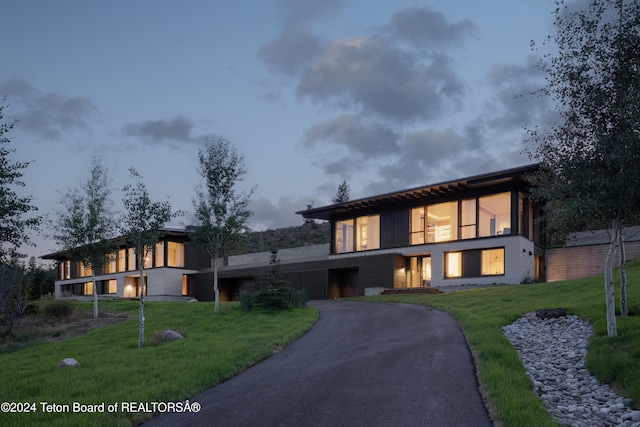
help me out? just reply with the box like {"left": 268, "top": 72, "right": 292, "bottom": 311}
{"left": 360, "top": 258, "right": 640, "bottom": 426}
{"left": 0, "top": 302, "right": 318, "bottom": 427}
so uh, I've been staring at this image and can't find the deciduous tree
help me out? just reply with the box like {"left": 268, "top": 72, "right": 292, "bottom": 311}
{"left": 53, "top": 156, "right": 117, "bottom": 318}
{"left": 527, "top": 0, "right": 640, "bottom": 336}
{"left": 121, "top": 167, "right": 177, "bottom": 348}
{"left": 190, "top": 138, "right": 254, "bottom": 313}
{"left": 0, "top": 101, "right": 39, "bottom": 333}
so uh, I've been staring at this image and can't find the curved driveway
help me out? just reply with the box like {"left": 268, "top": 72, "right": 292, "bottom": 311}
{"left": 144, "top": 300, "right": 492, "bottom": 427}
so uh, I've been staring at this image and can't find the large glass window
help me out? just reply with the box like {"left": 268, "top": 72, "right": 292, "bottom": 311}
{"left": 410, "top": 207, "right": 425, "bottom": 244}
{"left": 445, "top": 252, "right": 462, "bottom": 278}
{"left": 356, "top": 215, "right": 379, "bottom": 251}
{"left": 427, "top": 202, "right": 458, "bottom": 242}
{"left": 167, "top": 242, "right": 185, "bottom": 267}
{"left": 335, "top": 219, "right": 354, "bottom": 253}
{"left": 143, "top": 246, "right": 153, "bottom": 269}
{"left": 59, "top": 260, "right": 71, "bottom": 280}
{"left": 78, "top": 262, "right": 92, "bottom": 277}
{"left": 83, "top": 282, "right": 93, "bottom": 296}
{"left": 479, "top": 193, "right": 511, "bottom": 237}
{"left": 127, "top": 248, "right": 136, "bottom": 271}
{"left": 155, "top": 242, "right": 165, "bottom": 267}
{"left": 106, "top": 279, "right": 117, "bottom": 294}
{"left": 460, "top": 199, "right": 476, "bottom": 239}
{"left": 481, "top": 248, "right": 505, "bottom": 275}
{"left": 117, "top": 249, "right": 126, "bottom": 272}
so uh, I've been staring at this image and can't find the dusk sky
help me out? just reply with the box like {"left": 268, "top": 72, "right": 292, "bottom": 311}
{"left": 2, "top": 0, "right": 565, "bottom": 260}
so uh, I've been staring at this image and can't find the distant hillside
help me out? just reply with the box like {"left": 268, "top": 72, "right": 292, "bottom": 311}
{"left": 231, "top": 222, "right": 330, "bottom": 255}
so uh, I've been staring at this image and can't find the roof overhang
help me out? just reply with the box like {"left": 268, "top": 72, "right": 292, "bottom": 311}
{"left": 297, "top": 163, "right": 539, "bottom": 221}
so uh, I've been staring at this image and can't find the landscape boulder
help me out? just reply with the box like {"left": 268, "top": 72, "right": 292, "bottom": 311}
{"left": 187, "top": 298, "right": 198, "bottom": 303}
{"left": 158, "top": 330, "right": 184, "bottom": 341}
{"left": 56, "top": 358, "right": 80, "bottom": 369}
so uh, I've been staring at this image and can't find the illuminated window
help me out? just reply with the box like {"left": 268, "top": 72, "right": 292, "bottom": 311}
{"left": 356, "top": 215, "right": 379, "bottom": 251}
{"left": 427, "top": 202, "right": 458, "bottom": 242}
{"left": 167, "top": 242, "right": 185, "bottom": 267}
{"left": 78, "top": 262, "right": 92, "bottom": 277}
{"left": 335, "top": 220, "right": 354, "bottom": 253}
{"left": 83, "top": 282, "right": 93, "bottom": 295}
{"left": 445, "top": 252, "right": 462, "bottom": 278}
{"left": 106, "top": 279, "right": 117, "bottom": 294}
{"left": 117, "top": 249, "right": 126, "bottom": 272}
{"left": 143, "top": 246, "right": 153, "bottom": 269}
{"left": 107, "top": 255, "right": 116, "bottom": 274}
{"left": 482, "top": 248, "right": 505, "bottom": 275}
{"left": 460, "top": 199, "right": 476, "bottom": 239}
{"left": 181, "top": 275, "right": 188, "bottom": 296}
{"left": 127, "top": 248, "right": 136, "bottom": 271}
{"left": 410, "top": 208, "right": 425, "bottom": 244}
{"left": 479, "top": 193, "right": 511, "bottom": 237}
{"left": 59, "top": 261, "right": 71, "bottom": 280}
{"left": 155, "top": 242, "right": 165, "bottom": 267}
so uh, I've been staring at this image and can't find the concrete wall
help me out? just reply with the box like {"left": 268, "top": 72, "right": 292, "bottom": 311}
{"left": 227, "top": 244, "right": 329, "bottom": 266}
{"left": 546, "top": 226, "right": 640, "bottom": 282}
{"left": 547, "top": 241, "right": 640, "bottom": 281}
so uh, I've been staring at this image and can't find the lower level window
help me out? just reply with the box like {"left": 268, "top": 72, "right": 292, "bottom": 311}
{"left": 445, "top": 252, "right": 462, "bottom": 278}
{"left": 83, "top": 282, "right": 93, "bottom": 295}
{"left": 445, "top": 247, "right": 505, "bottom": 278}
{"left": 481, "top": 248, "right": 505, "bottom": 275}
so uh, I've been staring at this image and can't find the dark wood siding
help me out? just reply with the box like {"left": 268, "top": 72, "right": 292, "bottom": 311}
{"left": 393, "top": 255, "right": 407, "bottom": 288}
{"left": 380, "top": 209, "right": 409, "bottom": 249}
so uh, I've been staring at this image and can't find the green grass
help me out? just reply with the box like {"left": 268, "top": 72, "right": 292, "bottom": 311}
{"left": 356, "top": 258, "right": 640, "bottom": 426}
{"left": 0, "top": 302, "right": 318, "bottom": 427}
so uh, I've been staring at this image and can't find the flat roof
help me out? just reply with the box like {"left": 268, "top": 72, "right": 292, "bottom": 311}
{"left": 297, "top": 163, "right": 539, "bottom": 221}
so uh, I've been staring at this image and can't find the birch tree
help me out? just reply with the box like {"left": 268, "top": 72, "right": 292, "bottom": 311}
{"left": 121, "top": 167, "right": 176, "bottom": 348}
{"left": 527, "top": 0, "right": 640, "bottom": 336}
{"left": 53, "top": 156, "right": 116, "bottom": 318}
{"left": 190, "top": 138, "right": 254, "bottom": 313}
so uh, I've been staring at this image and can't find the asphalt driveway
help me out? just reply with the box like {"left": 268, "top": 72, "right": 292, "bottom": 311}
{"left": 143, "top": 300, "right": 492, "bottom": 427}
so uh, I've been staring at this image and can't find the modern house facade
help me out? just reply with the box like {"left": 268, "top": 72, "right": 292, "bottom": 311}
{"left": 44, "top": 164, "right": 547, "bottom": 301}
{"left": 43, "top": 229, "right": 210, "bottom": 301}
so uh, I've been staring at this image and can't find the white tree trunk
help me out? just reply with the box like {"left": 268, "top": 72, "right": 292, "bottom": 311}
{"left": 213, "top": 256, "right": 219, "bottom": 313}
{"left": 604, "top": 218, "right": 619, "bottom": 337}
{"left": 138, "top": 251, "right": 145, "bottom": 348}
{"left": 618, "top": 227, "right": 628, "bottom": 317}
{"left": 92, "top": 269, "right": 98, "bottom": 318}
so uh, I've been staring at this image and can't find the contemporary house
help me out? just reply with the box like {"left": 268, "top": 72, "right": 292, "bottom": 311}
{"left": 44, "top": 164, "right": 547, "bottom": 301}
{"left": 43, "top": 229, "right": 210, "bottom": 300}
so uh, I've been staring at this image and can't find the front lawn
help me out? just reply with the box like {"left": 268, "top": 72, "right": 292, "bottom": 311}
{"left": 0, "top": 302, "right": 318, "bottom": 427}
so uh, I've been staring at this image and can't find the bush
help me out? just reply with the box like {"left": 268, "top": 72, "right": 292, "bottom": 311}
{"left": 253, "top": 287, "right": 309, "bottom": 311}
{"left": 41, "top": 299, "right": 75, "bottom": 321}
{"left": 253, "top": 287, "right": 291, "bottom": 311}
{"left": 239, "top": 290, "right": 253, "bottom": 311}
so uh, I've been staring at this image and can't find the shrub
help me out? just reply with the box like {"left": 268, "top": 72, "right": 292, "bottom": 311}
{"left": 239, "top": 290, "right": 253, "bottom": 311}
{"left": 41, "top": 299, "right": 75, "bottom": 321}
{"left": 253, "top": 287, "right": 291, "bottom": 311}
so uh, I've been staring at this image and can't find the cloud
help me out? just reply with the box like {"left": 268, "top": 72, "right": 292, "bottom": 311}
{"left": 303, "top": 114, "right": 400, "bottom": 158}
{"left": 389, "top": 6, "right": 477, "bottom": 47}
{"left": 0, "top": 77, "right": 98, "bottom": 139}
{"left": 121, "top": 115, "right": 197, "bottom": 144}
{"left": 249, "top": 195, "right": 316, "bottom": 230}
{"left": 296, "top": 36, "right": 465, "bottom": 123}
{"left": 275, "top": 0, "right": 345, "bottom": 27}
{"left": 257, "top": 26, "right": 325, "bottom": 76}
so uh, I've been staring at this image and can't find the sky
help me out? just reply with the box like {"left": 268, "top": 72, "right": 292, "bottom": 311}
{"left": 1, "top": 0, "right": 566, "bottom": 260}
